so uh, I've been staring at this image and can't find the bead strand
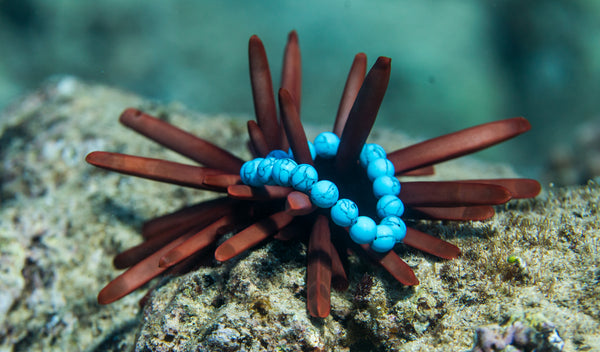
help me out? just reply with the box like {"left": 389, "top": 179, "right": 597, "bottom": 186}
{"left": 239, "top": 132, "right": 407, "bottom": 252}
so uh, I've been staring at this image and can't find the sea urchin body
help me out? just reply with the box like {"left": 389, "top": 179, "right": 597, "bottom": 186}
{"left": 86, "top": 31, "right": 541, "bottom": 318}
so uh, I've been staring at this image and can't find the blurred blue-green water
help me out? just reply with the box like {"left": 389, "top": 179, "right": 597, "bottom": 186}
{"left": 1, "top": 0, "right": 599, "bottom": 178}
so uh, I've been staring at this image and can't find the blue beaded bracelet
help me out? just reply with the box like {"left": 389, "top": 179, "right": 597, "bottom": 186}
{"left": 239, "top": 132, "right": 407, "bottom": 252}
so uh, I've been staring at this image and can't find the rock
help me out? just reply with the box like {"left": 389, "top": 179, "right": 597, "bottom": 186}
{"left": 1, "top": 77, "right": 598, "bottom": 351}
{"left": 0, "top": 76, "right": 247, "bottom": 351}
{"left": 471, "top": 315, "right": 565, "bottom": 352}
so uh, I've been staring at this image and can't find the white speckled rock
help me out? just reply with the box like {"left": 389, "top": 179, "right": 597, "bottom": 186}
{"left": 1, "top": 77, "right": 598, "bottom": 352}
{"left": 0, "top": 76, "right": 249, "bottom": 351}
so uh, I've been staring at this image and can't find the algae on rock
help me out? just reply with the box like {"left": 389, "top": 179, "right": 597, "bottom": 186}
{"left": 0, "top": 77, "right": 248, "bottom": 351}
{"left": 1, "top": 77, "right": 598, "bottom": 351}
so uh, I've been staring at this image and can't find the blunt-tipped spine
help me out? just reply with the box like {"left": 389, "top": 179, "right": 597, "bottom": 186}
{"left": 249, "top": 35, "right": 280, "bottom": 150}
{"left": 333, "top": 53, "right": 367, "bottom": 136}
{"left": 279, "top": 88, "right": 313, "bottom": 165}
{"left": 307, "top": 215, "right": 332, "bottom": 318}
{"left": 119, "top": 108, "right": 244, "bottom": 173}
{"left": 389, "top": 117, "right": 531, "bottom": 173}
{"left": 403, "top": 227, "right": 461, "bottom": 260}
{"left": 335, "top": 57, "right": 391, "bottom": 174}
{"left": 281, "top": 30, "right": 302, "bottom": 115}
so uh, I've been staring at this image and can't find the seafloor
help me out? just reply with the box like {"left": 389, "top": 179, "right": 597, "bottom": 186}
{"left": 0, "top": 77, "right": 598, "bottom": 351}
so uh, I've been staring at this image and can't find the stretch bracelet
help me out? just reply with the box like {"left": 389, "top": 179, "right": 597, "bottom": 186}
{"left": 240, "top": 132, "right": 407, "bottom": 253}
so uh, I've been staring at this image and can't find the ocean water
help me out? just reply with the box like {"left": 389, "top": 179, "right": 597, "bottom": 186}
{"left": 1, "top": 0, "right": 599, "bottom": 180}
{"left": 1, "top": 3, "right": 599, "bottom": 349}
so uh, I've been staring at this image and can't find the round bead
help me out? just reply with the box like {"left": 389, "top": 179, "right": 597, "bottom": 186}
{"left": 349, "top": 216, "right": 377, "bottom": 244}
{"left": 242, "top": 134, "right": 406, "bottom": 252}
{"left": 330, "top": 198, "right": 358, "bottom": 226}
{"left": 240, "top": 158, "right": 264, "bottom": 187}
{"left": 308, "top": 141, "right": 316, "bottom": 160}
{"left": 394, "top": 220, "right": 407, "bottom": 243}
{"left": 289, "top": 141, "right": 316, "bottom": 161}
{"left": 367, "top": 158, "right": 395, "bottom": 181}
{"left": 290, "top": 164, "right": 318, "bottom": 192}
{"left": 359, "top": 143, "right": 386, "bottom": 168}
{"left": 267, "top": 149, "right": 290, "bottom": 159}
{"left": 271, "top": 158, "right": 297, "bottom": 186}
{"left": 310, "top": 180, "right": 339, "bottom": 208}
{"left": 373, "top": 175, "right": 401, "bottom": 198}
{"left": 381, "top": 215, "right": 402, "bottom": 227}
{"left": 313, "top": 132, "right": 340, "bottom": 159}
{"left": 376, "top": 195, "right": 404, "bottom": 218}
{"left": 381, "top": 216, "right": 407, "bottom": 242}
{"left": 370, "top": 225, "right": 396, "bottom": 252}
{"left": 256, "top": 157, "right": 277, "bottom": 184}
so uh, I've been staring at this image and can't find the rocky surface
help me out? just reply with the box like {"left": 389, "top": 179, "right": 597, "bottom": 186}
{"left": 1, "top": 78, "right": 598, "bottom": 351}
{"left": 0, "top": 77, "right": 246, "bottom": 351}
{"left": 134, "top": 182, "right": 600, "bottom": 352}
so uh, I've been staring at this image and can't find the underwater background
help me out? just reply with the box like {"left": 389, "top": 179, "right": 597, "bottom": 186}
{"left": 1, "top": 1, "right": 600, "bottom": 351}
{"left": 1, "top": 0, "right": 599, "bottom": 180}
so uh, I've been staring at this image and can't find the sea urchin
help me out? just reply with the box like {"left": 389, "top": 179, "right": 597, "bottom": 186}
{"left": 86, "top": 31, "right": 541, "bottom": 318}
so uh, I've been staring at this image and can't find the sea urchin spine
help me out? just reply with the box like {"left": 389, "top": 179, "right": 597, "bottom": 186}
{"left": 86, "top": 31, "right": 540, "bottom": 317}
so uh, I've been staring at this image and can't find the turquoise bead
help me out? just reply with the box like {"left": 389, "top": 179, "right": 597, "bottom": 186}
{"left": 349, "top": 216, "right": 377, "bottom": 244}
{"left": 330, "top": 198, "right": 358, "bottom": 226}
{"left": 359, "top": 143, "right": 386, "bottom": 168}
{"left": 373, "top": 175, "right": 401, "bottom": 198}
{"left": 376, "top": 195, "right": 404, "bottom": 218}
{"left": 290, "top": 164, "right": 318, "bottom": 192}
{"left": 381, "top": 216, "right": 407, "bottom": 243}
{"left": 241, "top": 140, "right": 404, "bottom": 253}
{"left": 370, "top": 225, "right": 396, "bottom": 252}
{"left": 240, "top": 158, "right": 264, "bottom": 187}
{"left": 310, "top": 180, "right": 339, "bottom": 208}
{"left": 367, "top": 158, "right": 395, "bottom": 181}
{"left": 381, "top": 215, "right": 402, "bottom": 227}
{"left": 289, "top": 141, "right": 316, "bottom": 161}
{"left": 313, "top": 132, "right": 340, "bottom": 159}
{"left": 257, "top": 157, "right": 277, "bottom": 184}
{"left": 271, "top": 158, "right": 297, "bottom": 186}
{"left": 267, "top": 149, "right": 290, "bottom": 159}
{"left": 394, "top": 220, "right": 407, "bottom": 242}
